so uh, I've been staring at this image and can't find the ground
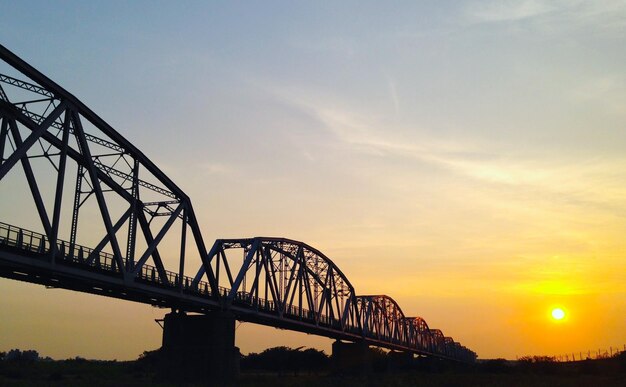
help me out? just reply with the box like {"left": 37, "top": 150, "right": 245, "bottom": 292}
{"left": 0, "top": 358, "right": 625, "bottom": 387}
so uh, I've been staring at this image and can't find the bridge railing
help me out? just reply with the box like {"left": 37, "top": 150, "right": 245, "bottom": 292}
{"left": 0, "top": 222, "right": 50, "bottom": 256}
{"left": 0, "top": 222, "right": 122, "bottom": 272}
{"left": 0, "top": 223, "right": 342, "bottom": 327}
{"left": 0, "top": 222, "right": 215, "bottom": 295}
{"left": 0, "top": 221, "right": 421, "bottom": 342}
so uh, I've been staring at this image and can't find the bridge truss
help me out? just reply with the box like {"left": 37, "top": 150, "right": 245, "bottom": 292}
{"left": 0, "top": 44, "right": 476, "bottom": 363}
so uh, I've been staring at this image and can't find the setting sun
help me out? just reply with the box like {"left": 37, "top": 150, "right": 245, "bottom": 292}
{"left": 551, "top": 308, "right": 566, "bottom": 320}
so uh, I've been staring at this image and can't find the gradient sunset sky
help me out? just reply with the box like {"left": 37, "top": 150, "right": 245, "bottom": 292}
{"left": 0, "top": 0, "right": 625, "bottom": 360}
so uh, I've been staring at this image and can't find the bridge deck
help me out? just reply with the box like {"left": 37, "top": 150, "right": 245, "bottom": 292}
{"left": 0, "top": 222, "right": 458, "bottom": 359}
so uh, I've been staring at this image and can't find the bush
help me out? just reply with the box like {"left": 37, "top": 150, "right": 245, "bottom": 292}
{"left": 241, "top": 346, "right": 329, "bottom": 374}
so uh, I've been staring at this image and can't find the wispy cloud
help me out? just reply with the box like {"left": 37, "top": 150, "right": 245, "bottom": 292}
{"left": 465, "top": 0, "right": 626, "bottom": 30}
{"left": 200, "top": 162, "right": 234, "bottom": 175}
{"left": 264, "top": 84, "right": 626, "bottom": 218}
{"left": 286, "top": 96, "right": 472, "bottom": 161}
{"left": 385, "top": 74, "right": 400, "bottom": 116}
{"left": 571, "top": 74, "right": 626, "bottom": 116}
{"left": 467, "top": 0, "right": 557, "bottom": 23}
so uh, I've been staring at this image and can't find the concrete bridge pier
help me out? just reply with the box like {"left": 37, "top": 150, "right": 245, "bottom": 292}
{"left": 160, "top": 310, "right": 240, "bottom": 382}
{"left": 331, "top": 339, "right": 371, "bottom": 374}
{"left": 387, "top": 350, "right": 414, "bottom": 371}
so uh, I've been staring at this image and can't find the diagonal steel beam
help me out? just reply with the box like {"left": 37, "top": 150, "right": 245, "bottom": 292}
{"left": 0, "top": 83, "right": 8, "bottom": 101}
{"left": 341, "top": 296, "right": 353, "bottom": 329}
{"left": 287, "top": 263, "right": 302, "bottom": 315}
{"left": 195, "top": 239, "right": 221, "bottom": 289}
{"left": 133, "top": 208, "right": 180, "bottom": 286}
{"left": 281, "top": 245, "right": 301, "bottom": 313}
{"left": 0, "top": 100, "right": 134, "bottom": 203}
{"left": 227, "top": 238, "right": 261, "bottom": 302}
{"left": 265, "top": 245, "right": 282, "bottom": 307}
{"left": 85, "top": 207, "right": 133, "bottom": 266}
{"left": 132, "top": 204, "right": 183, "bottom": 276}
{"left": 8, "top": 118, "right": 53, "bottom": 238}
{"left": 247, "top": 246, "right": 266, "bottom": 303}
{"left": 0, "top": 117, "right": 8, "bottom": 161}
{"left": 227, "top": 238, "right": 260, "bottom": 300}
{"left": 187, "top": 210, "right": 218, "bottom": 295}
{"left": 72, "top": 110, "right": 126, "bottom": 276}
{"left": 261, "top": 247, "right": 280, "bottom": 308}
{"left": 268, "top": 244, "right": 326, "bottom": 288}
{"left": 300, "top": 265, "right": 317, "bottom": 323}
{"left": 220, "top": 248, "right": 235, "bottom": 287}
{"left": 316, "top": 268, "right": 332, "bottom": 319}
{"left": 0, "top": 100, "right": 66, "bottom": 179}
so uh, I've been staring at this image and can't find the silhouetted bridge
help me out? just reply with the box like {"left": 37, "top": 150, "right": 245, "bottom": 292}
{"left": 0, "top": 44, "right": 475, "bottom": 377}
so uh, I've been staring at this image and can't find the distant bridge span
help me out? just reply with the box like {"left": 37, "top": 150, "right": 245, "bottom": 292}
{"left": 0, "top": 44, "right": 475, "bottom": 364}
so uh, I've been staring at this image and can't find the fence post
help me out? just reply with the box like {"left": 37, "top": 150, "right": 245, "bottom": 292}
{"left": 38, "top": 237, "right": 45, "bottom": 253}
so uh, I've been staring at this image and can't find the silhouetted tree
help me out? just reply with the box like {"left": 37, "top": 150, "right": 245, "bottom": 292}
{"left": 132, "top": 348, "right": 161, "bottom": 372}
{"left": 480, "top": 358, "right": 512, "bottom": 373}
{"left": 517, "top": 355, "right": 557, "bottom": 374}
{"left": 241, "top": 346, "right": 329, "bottom": 374}
{"left": 369, "top": 347, "right": 388, "bottom": 373}
{"left": 5, "top": 349, "right": 39, "bottom": 362}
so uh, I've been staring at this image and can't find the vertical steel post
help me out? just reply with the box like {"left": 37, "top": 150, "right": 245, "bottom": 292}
{"left": 0, "top": 117, "right": 8, "bottom": 162}
{"left": 178, "top": 209, "right": 186, "bottom": 292}
{"left": 125, "top": 158, "right": 139, "bottom": 272}
{"left": 49, "top": 109, "right": 71, "bottom": 263}
{"left": 69, "top": 165, "right": 83, "bottom": 254}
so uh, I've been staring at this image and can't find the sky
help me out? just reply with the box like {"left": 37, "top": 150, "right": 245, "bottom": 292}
{"left": 0, "top": 0, "right": 625, "bottom": 360}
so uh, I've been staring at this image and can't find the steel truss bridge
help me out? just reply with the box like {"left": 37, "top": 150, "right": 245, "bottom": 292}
{"left": 0, "top": 44, "right": 475, "bottom": 363}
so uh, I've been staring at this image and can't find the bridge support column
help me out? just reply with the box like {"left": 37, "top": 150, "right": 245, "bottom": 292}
{"left": 387, "top": 350, "right": 413, "bottom": 371}
{"left": 160, "top": 311, "right": 240, "bottom": 382}
{"left": 331, "top": 340, "right": 371, "bottom": 374}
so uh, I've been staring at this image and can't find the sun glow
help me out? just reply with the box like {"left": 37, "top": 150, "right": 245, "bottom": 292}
{"left": 551, "top": 307, "right": 566, "bottom": 320}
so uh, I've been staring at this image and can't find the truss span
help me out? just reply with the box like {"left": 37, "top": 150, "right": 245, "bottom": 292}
{"left": 200, "top": 238, "right": 360, "bottom": 333}
{"left": 0, "top": 44, "right": 476, "bottom": 363}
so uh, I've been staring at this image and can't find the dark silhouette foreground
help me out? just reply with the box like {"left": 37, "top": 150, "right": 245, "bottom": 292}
{"left": 1, "top": 348, "right": 624, "bottom": 386}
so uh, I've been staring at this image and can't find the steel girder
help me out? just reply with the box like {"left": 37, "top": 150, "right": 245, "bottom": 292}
{"left": 0, "top": 44, "right": 476, "bottom": 363}
{"left": 200, "top": 238, "right": 360, "bottom": 332}
{"left": 430, "top": 329, "right": 446, "bottom": 354}
{"left": 357, "top": 295, "right": 406, "bottom": 344}
{"left": 0, "top": 43, "right": 218, "bottom": 294}
{"left": 356, "top": 295, "right": 476, "bottom": 361}
{"left": 404, "top": 316, "right": 432, "bottom": 351}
